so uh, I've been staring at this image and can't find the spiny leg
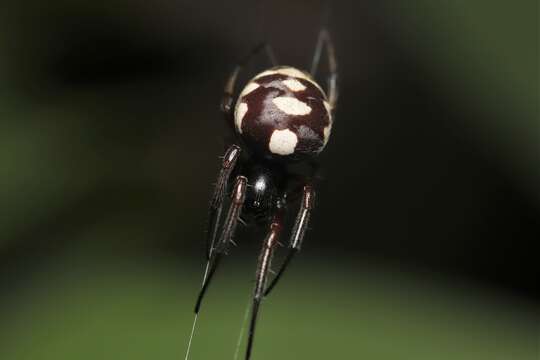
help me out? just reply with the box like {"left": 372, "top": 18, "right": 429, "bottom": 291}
{"left": 245, "top": 217, "right": 283, "bottom": 360}
{"left": 185, "top": 174, "right": 246, "bottom": 360}
{"left": 264, "top": 185, "right": 315, "bottom": 297}
{"left": 221, "top": 43, "right": 277, "bottom": 116}
{"left": 309, "top": 28, "right": 338, "bottom": 109}
{"left": 195, "top": 175, "right": 248, "bottom": 314}
{"left": 206, "top": 144, "right": 242, "bottom": 260}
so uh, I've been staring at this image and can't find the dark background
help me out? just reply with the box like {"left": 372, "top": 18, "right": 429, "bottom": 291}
{"left": 0, "top": 1, "right": 538, "bottom": 359}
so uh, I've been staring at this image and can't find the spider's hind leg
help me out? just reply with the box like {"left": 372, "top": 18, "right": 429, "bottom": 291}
{"left": 310, "top": 28, "right": 338, "bottom": 109}
{"left": 221, "top": 42, "right": 277, "bottom": 117}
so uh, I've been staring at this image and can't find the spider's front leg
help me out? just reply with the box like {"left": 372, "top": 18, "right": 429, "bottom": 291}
{"left": 264, "top": 184, "right": 315, "bottom": 296}
{"left": 245, "top": 185, "right": 315, "bottom": 359}
{"left": 245, "top": 212, "right": 283, "bottom": 360}
{"left": 195, "top": 174, "right": 247, "bottom": 312}
{"left": 206, "top": 144, "right": 241, "bottom": 259}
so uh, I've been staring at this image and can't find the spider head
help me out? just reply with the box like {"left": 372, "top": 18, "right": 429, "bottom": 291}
{"left": 234, "top": 66, "right": 333, "bottom": 161}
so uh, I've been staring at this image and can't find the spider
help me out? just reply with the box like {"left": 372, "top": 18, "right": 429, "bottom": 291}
{"left": 189, "top": 28, "right": 338, "bottom": 360}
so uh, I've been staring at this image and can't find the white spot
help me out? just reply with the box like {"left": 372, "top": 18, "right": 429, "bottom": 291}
{"left": 234, "top": 102, "right": 248, "bottom": 133}
{"left": 282, "top": 79, "right": 306, "bottom": 92}
{"left": 239, "top": 82, "right": 260, "bottom": 98}
{"left": 269, "top": 129, "right": 298, "bottom": 155}
{"left": 323, "top": 123, "right": 332, "bottom": 146}
{"left": 275, "top": 67, "right": 324, "bottom": 93}
{"left": 272, "top": 97, "right": 312, "bottom": 115}
{"left": 253, "top": 66, "right": 325, "bottom": 94}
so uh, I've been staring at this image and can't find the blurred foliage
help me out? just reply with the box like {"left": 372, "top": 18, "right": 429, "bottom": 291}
{"left": 388, "top": 0, "right": 538, "bottom": 180}
{"left": 0, "top": 248, "right": 537, "bottom": 360}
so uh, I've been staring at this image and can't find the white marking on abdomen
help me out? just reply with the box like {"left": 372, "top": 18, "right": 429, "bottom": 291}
{"left": 323, "top": 100, "right": 332, "bottom": 114}
{"left": 268, "top": 129, "right": 298, "bottom": 155}
{"left": 253, "top": 66, "right": 325, "bottom": 94}
{"left": 272, "top": 97, "right": 312, "bottom": 115}
{"left": 234, "top": 102, "right": 248, "bottom": 133}
{"left": 282, "top": 79, "right": 307, "bottom": 92}
{"left": 239, "top": 82, "right": 260, "bottom": 98}
{"left": 323, "top": 123, "right": 332, "bottom": 146}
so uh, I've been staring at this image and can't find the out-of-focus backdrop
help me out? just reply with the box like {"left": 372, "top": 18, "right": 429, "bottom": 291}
{"left": 0, "top": 0, "right": 538, "bottom": 359}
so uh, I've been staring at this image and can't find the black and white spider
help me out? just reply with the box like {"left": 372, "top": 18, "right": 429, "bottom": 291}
{"left": 188, "top": 28, "right": 337, "bottom": 360}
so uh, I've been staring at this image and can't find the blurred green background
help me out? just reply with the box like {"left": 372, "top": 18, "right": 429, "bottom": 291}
{"left": 0, "top": 0, "right": 538, "bottom": 359}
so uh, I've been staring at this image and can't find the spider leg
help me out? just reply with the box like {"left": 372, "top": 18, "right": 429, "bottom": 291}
{"left": 245, "top": 217, "right": 283, "bottom": 360}
{"left": 221, "top": 43, "right": 277, "bottom": 116}
{"left": 264, "top": 184, "right": 315, "bottom": 297}
{"left": 195, "top": 175, "right": 247, "bottom": 314}
{"left": 206, "top": 144, "right": 241, "bottom": 260}
{"left": 309, "top": 28, "right": 338, "bottom": 109}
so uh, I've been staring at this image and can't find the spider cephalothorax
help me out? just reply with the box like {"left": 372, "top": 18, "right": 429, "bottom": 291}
{"left": 234, "top": 66, "right": 333, "bottom": 159}
{"left": 186, "top": 29, "right": 338, "bottom": 360}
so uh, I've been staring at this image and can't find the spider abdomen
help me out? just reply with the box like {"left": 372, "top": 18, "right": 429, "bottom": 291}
{"left": 234, "top": 66, "right": 333, "bottom": 160}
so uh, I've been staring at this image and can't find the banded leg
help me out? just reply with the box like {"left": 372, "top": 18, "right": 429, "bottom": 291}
{"left": 264, "top": 185, "right": 315, "bottom": 297}
{"left": 206, "top": 144, "right": 241, "bottom": 260}
{"left": 245, "top": 218, "right": 282, "bottom": 360}
{"left": 309, "top": 28, "right": 338, "bottom": 109}
{"left": 195, "top": 175, "right": 248, "bottom": 314}
{"left": 221, "top": 43, "right": 277, "bottom": 116}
